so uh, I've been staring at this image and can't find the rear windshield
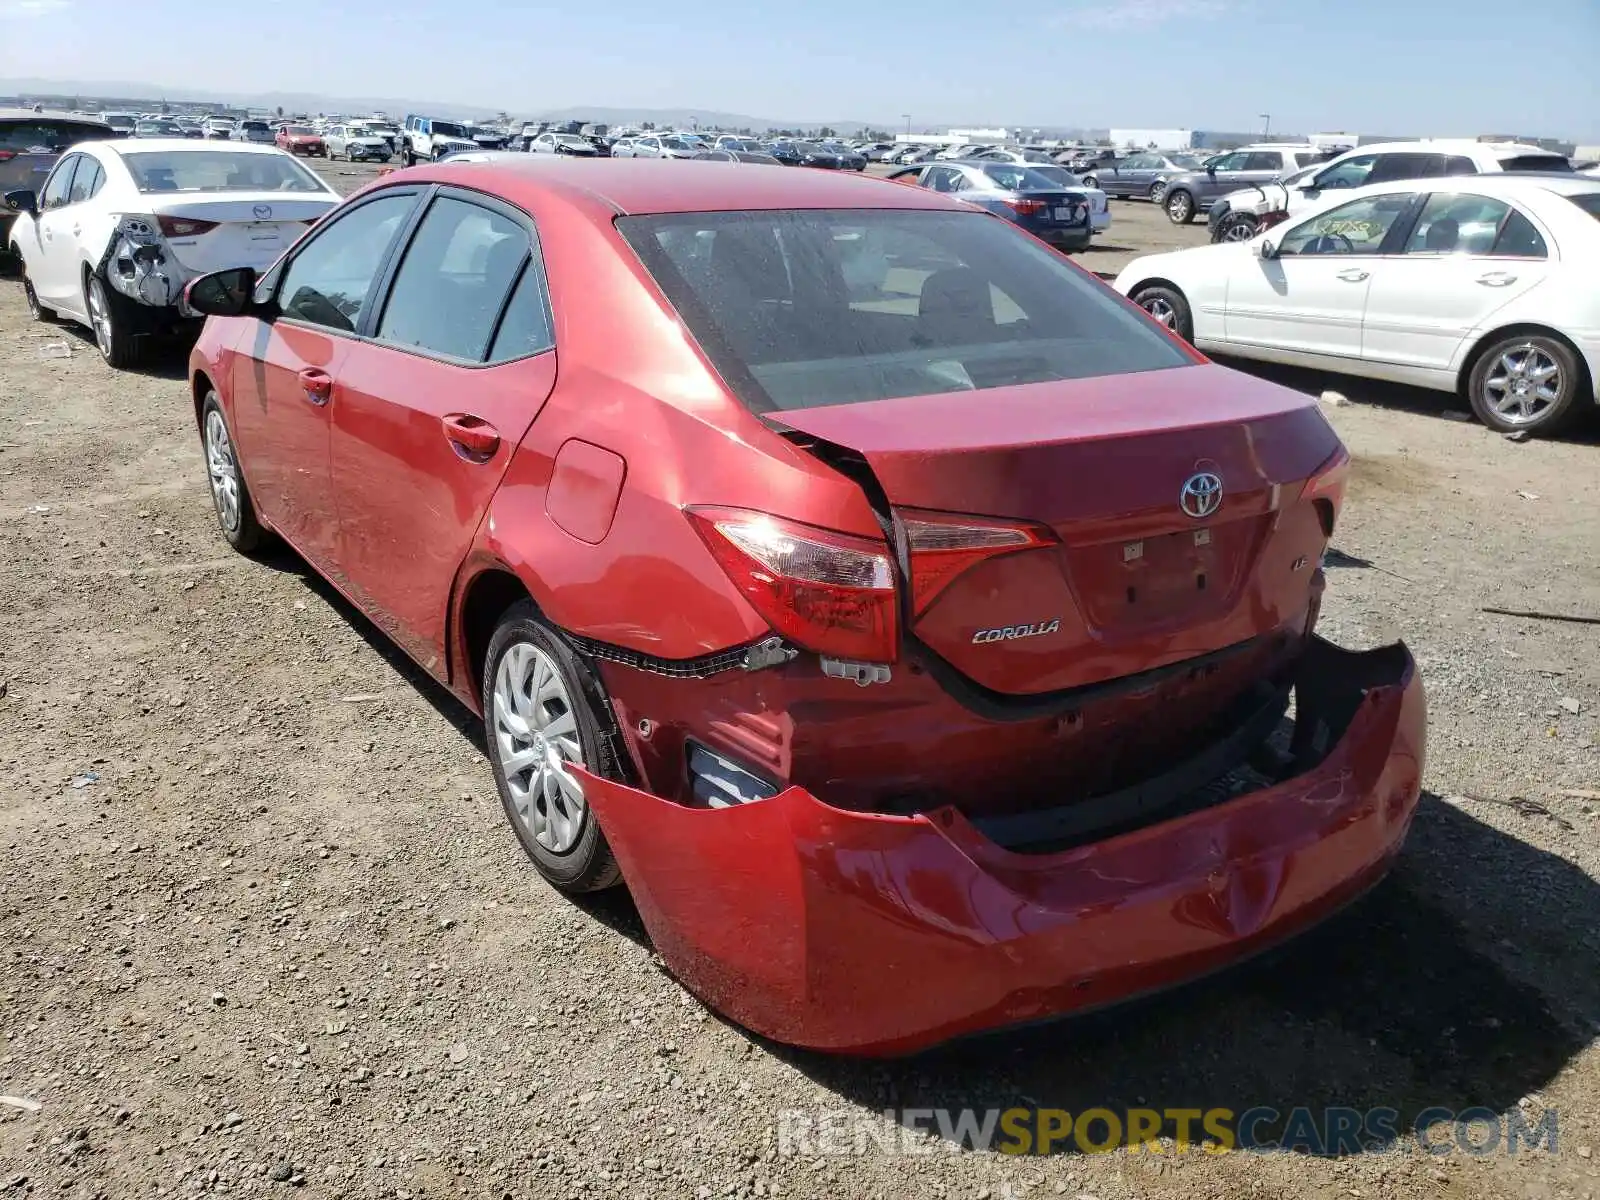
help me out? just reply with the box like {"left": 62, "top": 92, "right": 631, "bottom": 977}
{"left": 1028, "top": 166, "right": 1086, "bottom": 187}
{"left": 979, "top": 163, "right": 1074, "bottom": 190}
{"left": 1500, "top": 155, "right": 1573, "bottom": 173}
{"left": 1568, "top": 194, "right": 1600, "bottom": 219}
{"left": 618, "top": 208, "right": 1190, "bottom": 414}
{"left": 241, "top": 122, "right": 270, "bottom": 131}
{"left": 0, "top": 120, "right": 109, "bottom": 152}
{"left": 120, "top": 150, "right": 326, "bottom": 193}
{"left": 284, "top": 126, "right": 315, "bottom": 135}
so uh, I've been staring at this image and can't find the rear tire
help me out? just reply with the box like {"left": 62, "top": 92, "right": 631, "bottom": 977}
{"left": 483, "top": 604, "right": 623, "bottom": 894}
{"left": 1166, "top": 189, "right": 1196, "bottom": 224}
{"left": 1131, "top": 284, "right": 1194, "bottom": 342}
{"left": 1467, "top": 333, "right": 1586, "bottom": 436}
{"left": 85, "top": 273, "right": 142, "bottom": 369}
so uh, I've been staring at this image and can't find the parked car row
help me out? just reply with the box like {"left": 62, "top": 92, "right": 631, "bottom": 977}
{"left": 1117, "top": 173, "right": 1600, "bottom": 437}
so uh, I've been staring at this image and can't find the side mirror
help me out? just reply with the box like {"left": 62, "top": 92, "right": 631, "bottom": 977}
{"left": 1257, "top": 239, "right": 1277, "bottom": 260}
{"left": 4, "top": 189, "right": 39, "bottom": 216}
{"left": 186, "top": 266, "right": 259, "bottom": 317}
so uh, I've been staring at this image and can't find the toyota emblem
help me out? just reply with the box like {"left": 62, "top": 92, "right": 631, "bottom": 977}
{"left": 252, "top": 204, "right": 272, "bottom": 220}
{"left": 1180, "top": 472, "right": 1223, "bottom": 519}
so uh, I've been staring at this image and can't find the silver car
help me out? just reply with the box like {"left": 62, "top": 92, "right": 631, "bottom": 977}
{"left": 1155, "top": 144, "right": 1336, "bottom": 224}
{"left": 231, "top": 120, "right": 275, "bottom": 145}
{"left": 323, "top": 124, "right": 392, "bottom": 162}
{"left": 1081, "top": 152, "right": 1206, "bottom": 201}
{"left": 629, "top": 134, "right": 699, "bottom": 160}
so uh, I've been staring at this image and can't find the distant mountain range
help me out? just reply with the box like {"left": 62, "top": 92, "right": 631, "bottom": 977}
{"left": 0, "top": 77, "right": 1108, "bottom": 139}
{"left": 0, "top": 78, "right": 881, "bottom": 132}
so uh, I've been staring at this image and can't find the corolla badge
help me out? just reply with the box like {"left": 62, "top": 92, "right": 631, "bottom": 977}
{"left": 252, "top": 204, "right": 272, "bottom": 220}
{"left": 1180, "top": 471, "right": 1223, "bottom": 519}
{"left": 972, "top": 619, "right": 1061, "bottom": 645}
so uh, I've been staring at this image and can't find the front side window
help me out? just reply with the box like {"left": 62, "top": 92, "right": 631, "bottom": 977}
{"left": 277, "top": 193, "right": 415, "bottom": 332}
{"left": 40, "top": 155, "right": 79, "bottom": 209}
{"left": 1315, "top": 154, "right": 1376, "bottom": 190}
{"left": 1208, "top": 152, "right": 1248, "bottom": 171}
{"left": 1279, "top": 194, "right": 1414, "bottom": 256}
{"left": 617, "top": 208, "right": 1191, "bottom": 414}
{"left": 377, "top": 196, "right": 531, "bottom": 361}
{"left": 1242, "top": 151, "right": 1284, "bottom": 171}
{"left": 120, "top": 150, "right": 327, "bottom": 193}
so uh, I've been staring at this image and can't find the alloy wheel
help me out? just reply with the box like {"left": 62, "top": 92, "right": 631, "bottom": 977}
{"left": 204, "top": 408, "right": 241, "bottom": 534}
{"left": 1140, "top": 297, "right": 1177, "bottom": 329}
{"left": 22, "top": 275, "right": 42, "bottom": 319}
{"left": 87, "top": 277, "right": 113, "bottom": 357}
{"left": 492, "top": 643, "right": 587, "bottom": 853}
{"left": 1167, "top": 192, "right": 1192, "bottom": 222}
{"left": 1221, "top": 218, "right": 1259, "bottom": 243}
{"left": 1483, "top": 344, "right": 1563, "bottom": 426}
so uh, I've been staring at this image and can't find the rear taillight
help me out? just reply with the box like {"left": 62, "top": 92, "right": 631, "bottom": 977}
{"left": 0, "top": 150, "right": 15, "bottom": 162}
{"left": 157, "top": 215, "right": 220, "bottom": 238}
{"left": 1005, "top": 198, "right": 1047, "bottom": 217}
{"left": 688, "top": 507, "right": 898, "bottom": 663}
{"left": 899, "top": 510, "right": 1058, "bottom": 616}
{"left": 1300, "top": 445, "right": 1350, "bottom": 536}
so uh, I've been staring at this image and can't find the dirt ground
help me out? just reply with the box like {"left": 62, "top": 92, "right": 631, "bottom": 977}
{"left": 1, "top": 162, "right": 1597, "bottom": 1200}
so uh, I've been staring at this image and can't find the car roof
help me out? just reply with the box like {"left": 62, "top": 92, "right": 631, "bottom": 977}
{"left": 1335, "top": 138, "right": 1559, "bottom": 158}
{"left": 405, "top": 156, "right": 957, "bottom": 216}
{"left": 104, "top": 138, "right": 295, "bottom": 155}
{"left": 0, "top": 107, "right": 110, "bottom": 124}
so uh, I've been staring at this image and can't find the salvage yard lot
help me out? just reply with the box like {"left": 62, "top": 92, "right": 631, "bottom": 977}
{"left": 1, "top": 156, "right": 1597, "bottom": 1199}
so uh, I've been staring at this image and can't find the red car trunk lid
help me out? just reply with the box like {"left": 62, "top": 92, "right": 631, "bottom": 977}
{"left": 773, "top": 363, "right": 1342, "bottom": 695}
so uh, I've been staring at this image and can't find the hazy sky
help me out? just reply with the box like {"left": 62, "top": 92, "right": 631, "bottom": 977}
{"left": 3, "top": 0, "right": 1597, "bottom": 140}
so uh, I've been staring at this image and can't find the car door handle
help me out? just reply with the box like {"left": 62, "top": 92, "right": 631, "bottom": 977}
{"left": 441, "top": 413, "right": 501, "bottom": 460}
{"left": 1336, "top": 269, "right": 1370, "bottom": 282}
{"left": 71, "top": 224, "right": 81, "bottom": 237}
{"left": 1476, "top": 272, "right": 1517, "bottom": 287}
{"left": 298, "top": 368, "right": 333, "bottom": 405}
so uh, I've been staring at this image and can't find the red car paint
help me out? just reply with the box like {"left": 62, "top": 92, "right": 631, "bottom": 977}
{"left": 275, "top": 127, "right": 325, "bottom": 156}
{"left": 581, "top": 639, "right": 1424, "bottom": 1054}
{"left": 188, "top": 159, "right": 1425, "bottom": 1054}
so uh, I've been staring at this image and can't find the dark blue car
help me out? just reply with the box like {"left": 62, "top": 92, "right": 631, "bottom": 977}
{"left": 887, "top": 160, "right": 1094, "bottom": 252}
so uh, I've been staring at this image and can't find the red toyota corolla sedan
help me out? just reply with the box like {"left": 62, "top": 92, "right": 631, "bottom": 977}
{"left": 184, "top": 158, "right": 1425, "bottom": 1055}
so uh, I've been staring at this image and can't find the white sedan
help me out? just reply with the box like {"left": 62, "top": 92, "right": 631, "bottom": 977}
{"left": 4, "top": 139, "right": 339, "bottom": 367}
{"left": 1114, "top": 175, "right": 1600, "bottom": 435}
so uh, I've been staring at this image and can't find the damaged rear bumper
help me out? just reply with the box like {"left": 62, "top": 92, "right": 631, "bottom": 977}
{"left": 579, "top": 637, "right": 1425, "bottom": 1055}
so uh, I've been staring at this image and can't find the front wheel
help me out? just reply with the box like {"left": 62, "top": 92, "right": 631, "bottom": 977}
{"left": 1082, "top": 175, "right": 1098, "bottom": 189}
{"left": 1131, "top": 284, "right": 1195, "bottom": 343}
{"left": 484, "top": 604, "right": 623, "bottom": 894}
{"left": 1166, "top": 190, "right": 1196, "bottom": 224}
{"left": 1468, "top": 335, "right": 1586, "bottom": 436}
{"left": 200, "top": 391, "right": 270, "bottom": 553}
{"left": 1214, "top": 211, "right": 1260, "bottom": 243}
{"left": 85, "top": 273, "right": 142, "bottom": 369}
{"left": 21, "top": 263, "right": 56, "bottom": 322}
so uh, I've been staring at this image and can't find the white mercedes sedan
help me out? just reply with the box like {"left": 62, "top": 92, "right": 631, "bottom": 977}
{"left": 3, "top": 139, "right": 339, "bottom": 368}
{"left": 1114, "top": 175, "right": 1600, "bottom": 436}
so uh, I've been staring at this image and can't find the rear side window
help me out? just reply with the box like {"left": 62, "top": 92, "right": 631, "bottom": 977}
{"left": 377, "top": 196, "right": 531, "bottom": 361}
{"left": 617, "top": 208, "right": 1191, "bottom": 414}
{"left": 1499, "top": 155, "right": 1573, "bottom": 173}
{"left": 1568, "top": 194, "right": 1600, "bottom": 220}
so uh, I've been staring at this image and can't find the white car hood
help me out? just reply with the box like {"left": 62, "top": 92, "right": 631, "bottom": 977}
{"left": 1217, "top": 180, "right": 1293, "bottom": 217}
{"left": 1113, "top": 242, "right": 1247, "bottom": 292}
